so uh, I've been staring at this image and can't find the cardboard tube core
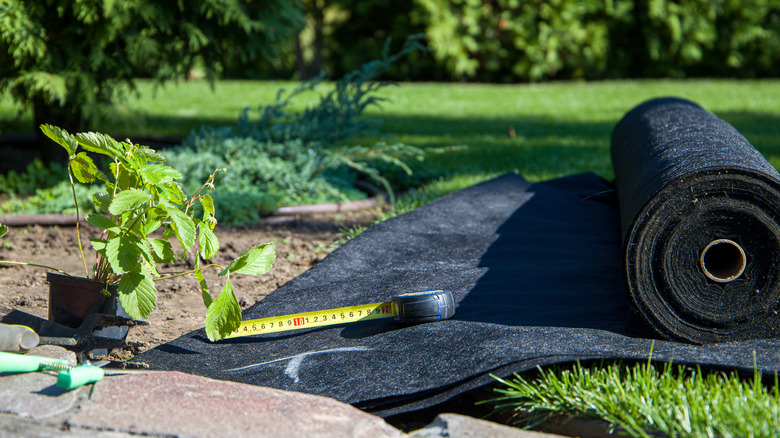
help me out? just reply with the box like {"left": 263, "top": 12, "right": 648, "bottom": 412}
{"left": 700, "top": 239, "right": 746, "bottom": 282}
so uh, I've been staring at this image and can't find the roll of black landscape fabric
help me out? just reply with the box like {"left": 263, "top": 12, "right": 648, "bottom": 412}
{"left": 611, "top": 97, "right": 780, "bottom": 344}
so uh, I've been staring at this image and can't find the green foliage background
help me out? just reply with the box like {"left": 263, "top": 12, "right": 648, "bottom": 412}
{"left": 2, "top": 0, "right": 777, "bottom": 139}
{"left": 245, "top": 0, "right": 780, "bottom": 82}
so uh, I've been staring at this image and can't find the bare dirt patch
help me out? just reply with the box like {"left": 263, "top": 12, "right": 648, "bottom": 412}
{"left": 0, "top": 208, "right": 381, "bottom": 359}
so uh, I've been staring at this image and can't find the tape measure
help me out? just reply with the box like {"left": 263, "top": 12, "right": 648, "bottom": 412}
{"left": 225, "top": 290, "right": 455, "bottom": 339}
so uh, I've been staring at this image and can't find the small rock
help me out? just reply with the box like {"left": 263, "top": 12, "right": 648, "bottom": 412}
{"left": 408, "top": 414, "right": 567, "bottom": 438}
{"left": 28, "top": 345, "right": 77, "bottom": 368}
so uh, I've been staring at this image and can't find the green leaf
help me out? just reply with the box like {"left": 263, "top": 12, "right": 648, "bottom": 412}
{"left": 90, "top": 238, "right": 107, "bottom": 253}
{"left": 70, "top": 152, "right": 105, "bottom": 184}
{"left": 198, "top": 223, "right": 219, "bottom": 260}
{"left": 128, "top": 214, "right": 146, "bottom": 236}
{"left": 143, "top": 207, "right": 166, "bottom": 235}
{"left": 166, "top": 206, "right": 196, "bottom": 250}
{"left": 194, "top": 270, "right": 212, "bottom": 308}
{"left": 39, "top": 124, "right": 78, "bottom": 156}
{"left": 93, "top": 192, "right": 111, "bottom": 214}
{"left": 134, "top": 145, "right": 166, "bottom": 163}
{"left": 139, "top": 164, "right": 182, "bottom": 185}
{"left": 149, "top": 238, "right": 175, "bottom": 263}
{"left": 116, "top": 268, "right": 157, "bottom": 320}
{"left": 205, "top": 276, "right": 242, "bottom": 341}
{"left": 74, "top": 131, "right": 124, "bottom": 158}
{"left": 108, "top": 189, "right": 152, "bottom": 215}
{"left": 86, "top": 214, "right": 121, "bottom": 234}
{"left": 163, "top": 182, "right": 187, "bottom": 206}
{"left": 0, "top": 224, "right": 7, "bottom": 239}
{"left": 134, "top": 239, "right": 156, "bottom": 271}
{"left": 143, "top": 218, "right": 163, "bottom": 236}
{"left": 105, "top": 236, "right": 141, "bottom": 274}
{"left": 220, "top": 243, "right": 275, "bottom": 276}
{"left": 115, "top": 163, "right": 139, "bottom": 191}
{"left": 201, "top": 194, "right": 215, "bottom": 220}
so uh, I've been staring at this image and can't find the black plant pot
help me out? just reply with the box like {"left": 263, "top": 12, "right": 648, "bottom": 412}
{"left": 47, "top": 272, "right": 129, "bottom": 348}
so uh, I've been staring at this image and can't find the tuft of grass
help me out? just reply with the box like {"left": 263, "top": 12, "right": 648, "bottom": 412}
{"left": 339, "top": 224, "right": 368, "bottom": 241}
{"left": 485, "top": 357, "right": 780, "bottom": 438}
{"left": 328, "top": 224, "right": 370, "bottom": 250}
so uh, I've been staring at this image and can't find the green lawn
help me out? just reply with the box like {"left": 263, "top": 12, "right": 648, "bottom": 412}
{"left": 4, "top": 78, "right": 780, "bottom": 218}
{"left": 383, "top": 80, "right": 780, "bottom": 207}
{"left": 6, "top": 78, "right": 779, "bottom": 205}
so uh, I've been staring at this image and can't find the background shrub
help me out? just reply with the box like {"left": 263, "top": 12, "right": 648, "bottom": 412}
{"left": 0, "top": 0, "right": 304, "bottom": 158}
{"left": 0, "top": 159, "right": 65, "bottom": 195}
{"left": 415, "top": 0, "right": 780, "bottom": 82}
{"left": 0, "top": 181, "right": 100, "bottom": 215}
{"left": 164, "top": 38, "right": 425, "bottom": 226}
{"left": 164, "top": 130, "right": 361, "bottom": 226}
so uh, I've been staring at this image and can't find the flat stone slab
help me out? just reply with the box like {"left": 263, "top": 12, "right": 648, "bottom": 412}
{"left": 0, "top": 368, "right": 573, "bottom": 438}
{"left": 68, "top": 371, "right": 404, "bottom": 438}
{"left": 0, "top": 371, "right": 90, "bottom": 421}
{"left": 0, "top": 412, "right": 138, "bottom": 438}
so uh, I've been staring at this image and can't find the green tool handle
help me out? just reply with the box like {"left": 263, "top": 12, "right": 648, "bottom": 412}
{"left": 57, "top": 365, "right": 104, "bottom": 390}
{"left": 0, "top": 351, "right": 69, "bottom": 373}
{"left": 0, "top": 323, "right": 40, "bottom": 353}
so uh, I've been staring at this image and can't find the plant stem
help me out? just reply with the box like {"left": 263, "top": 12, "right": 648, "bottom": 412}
{"left": 185, "top": 168, "right": 222, "bottom": 214}
{"left": 67, "top": 163, "right": 90, "bottom": 278}
{"left": 0, "top": 260, "right": 69, "bottom": 274}
{"left": 154, "top": 263, "right": 224, "bottom": 281}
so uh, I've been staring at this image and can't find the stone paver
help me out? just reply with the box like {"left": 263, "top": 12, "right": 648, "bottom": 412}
{"left": 68, "top": 371, "right": 403, "bottom": 438}
{"left": 0, "top": 368, "right": 573, "bottom": 438}
{"left": 0, "top": 412, "right": 137, "bottom": 438}
{"left": 0, "top": 372, "right": 90, "bottom": 421}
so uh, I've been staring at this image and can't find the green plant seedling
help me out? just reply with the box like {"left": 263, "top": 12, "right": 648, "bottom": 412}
{"left": 0, "top": 125, "right": 275, "bottom": 341}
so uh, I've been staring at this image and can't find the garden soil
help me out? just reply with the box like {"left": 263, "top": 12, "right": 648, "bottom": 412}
{"left": 0, "top": 208, "right": 381, "bottom": 360}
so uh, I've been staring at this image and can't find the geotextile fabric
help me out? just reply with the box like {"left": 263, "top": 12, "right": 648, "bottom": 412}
{"left": 135, "top": 97, "right": 780, "bottom": 416}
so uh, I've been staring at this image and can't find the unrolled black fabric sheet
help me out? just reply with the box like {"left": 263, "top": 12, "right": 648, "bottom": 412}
{"left": 135, "top": 98, "right": 780, "bottom": 416}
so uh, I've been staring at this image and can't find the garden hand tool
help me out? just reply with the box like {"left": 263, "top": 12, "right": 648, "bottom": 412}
{"left": 0, "top": 323, "right": 40, "bottom": 353}
{"left": 0, "top": 349, "right": 99, "bottom": 390}
{"left": 0, "top": 350, "right": 157, "bottom": 391}
{"left": 0, "top": 308, "right": 148, "bottom": 354}
{"left": 0, "top": 351, "right": 70, "bottom": 373}
{"left": 58, "top": 358, "right": 162, "bottom": 390}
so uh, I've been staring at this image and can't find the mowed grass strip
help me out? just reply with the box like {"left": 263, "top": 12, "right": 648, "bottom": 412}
{"left": 487, "top": 359, "right": 780, "bottom": 438}
{"left": 4, "top": 79, "right": 780, "bottom": 208}
{"left": 133, "top": 79, "right": 780, "bottom": 178}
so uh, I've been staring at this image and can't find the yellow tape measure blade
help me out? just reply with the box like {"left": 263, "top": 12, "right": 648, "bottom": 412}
{"left": 223, "top": 290, "right": 454, "bottom": 340}
{"left": 225, "top": 301, "right": 394, "bottom": 339}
